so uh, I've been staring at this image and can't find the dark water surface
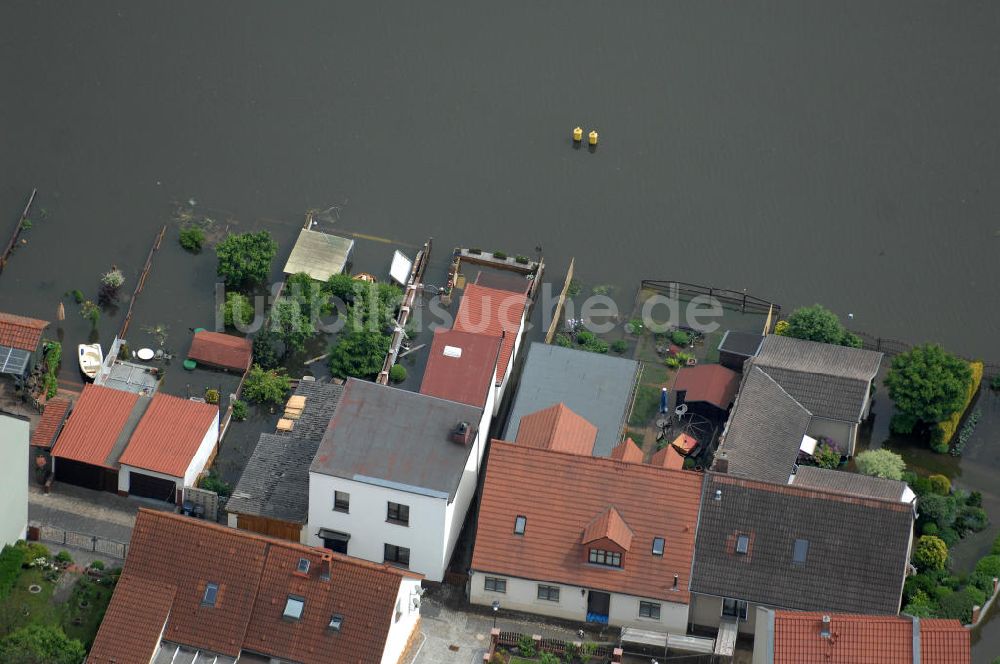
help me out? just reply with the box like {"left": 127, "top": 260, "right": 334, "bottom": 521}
{"left": 3, "top": 2, "right": 1000, "bottom": 660}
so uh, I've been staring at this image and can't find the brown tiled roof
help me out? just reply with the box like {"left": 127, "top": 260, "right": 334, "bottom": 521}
{"left": 472, "top": 441, "right": 703, "bottom": 603}
{"left": 419, "top": 328, "right": 501, "bottom": 407}
{"left": 671, "top": 433, "right": 699, "bottom": 454}
{"left": 920, "top": 619, "right": 971, "bottom": 664}
{"left": 769, "top": 611, "right": 968, "bottom": 664}
{"left": 88, "top": 575, "right": 177, "bottom": 664}
{"left": 453, "top": 283, "right": 527, "bottom": 384}
{"left": 118, "top": 393, "right": 218, "bottom": 477}
{"left": 581, "top": 506, "right": 634, "bottom": 550}
{"left": 188, "top": 330, "right": 252, "bottom": 372}
{"left": 674, "top": 363, "right": 740, "bottom": 409}
{"left": 51, "top": 385, "right": 141, "bottom": 468}
{"left": 0, "top": 312, "right": 48, "bottom": 351}
{"left": 514, "top": 403, "right": 597, "bottom": 455}
{"left": 650, "top": 445, "right": 685, "bottom": 470}
{"left": 89, "top": 510, "right": 418, "bottom": 664}
{"left": 30, "top": 397, "right": 71, "bottom": 448}
{"left": 609, "top": 437, "right": 643, "bottom": 463}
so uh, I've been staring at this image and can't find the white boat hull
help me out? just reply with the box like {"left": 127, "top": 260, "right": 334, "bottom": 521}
{"left": 78, "top": 344, "right": 103, "bottom": 380}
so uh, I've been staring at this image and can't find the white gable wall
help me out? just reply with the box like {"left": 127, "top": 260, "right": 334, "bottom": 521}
{"left": 381, "top": 575, "right": 423, "bottom": 664}
{"left": 0, "top": 414, "right": 29, "bottom": 546}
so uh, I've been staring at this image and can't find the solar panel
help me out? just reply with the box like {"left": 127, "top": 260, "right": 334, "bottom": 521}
{"left": 0, "top": 346, "right": 30, "bottom": 375}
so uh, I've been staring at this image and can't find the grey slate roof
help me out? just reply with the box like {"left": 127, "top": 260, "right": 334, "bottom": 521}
{"left": 717, "top": 367, "right": 811, "bottom": 484}
{"left": 690, "top": 473, "right": 914, "bottom": 615}
{"left": 718, "top": 330, "right": 764, "bottom": 358}
{"left": 226, "top": 381, "right": 343, "bottom": 523}
{"left": 791, "top": 466, "right": 911, "bottom": 503}
{"left": 310, "top": 379, "right": 483, "bottom": 501}
{"left": 752, "top": 335, "right": 882, "bottom": 422}
{"left": 504, "top": 343, "right": 639, "bottom": 457}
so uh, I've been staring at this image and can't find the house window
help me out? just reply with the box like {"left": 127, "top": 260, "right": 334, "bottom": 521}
{"left": 202, "top": 583, "right": 218, "bottom": 607}
{"left": 514, "top": 515, "right": 527, "bottom": 535}
{"left": 792, "top": 538, "right": 809, "bottom": 565}
{"left": 735, "top": 534, "right": 750, "bottom": 555}
{"left": 296, "top": 558, "right": 310, "bottom": 574}
{"left": 387, "top": 501, "right": 410, "bottom": 526}
{"left": 334, "top": 491, "right": 350, "bottom": 513}
{"left": 639, "top": 601, "right": 661, "bottom": 620}
{"left": 652, "top": 537, "right": 665, "bottom": 556}
{"left": 537, "top": 584, "right": 560, "bottom": 602}
{"left": 283, "top": 595, "right": 305, "bottom": 620}
{"left": 384, "top": 543, "right": 410, "bottom": 568}
{"left": 328, "top": 614, "right": 343, "bottom": 631}
{"left": 588, "top": 549, "right": 622, "bottom": 567}
{"left": 722, "top": 598, "right": 748, "bottom": 620}
{"left": 484, "top": 577, "right": 507, "bottom": 593}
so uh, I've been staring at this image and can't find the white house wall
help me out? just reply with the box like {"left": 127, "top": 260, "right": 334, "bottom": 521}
{"left": 308, "top": 473, "right": 449, "bottom": 581}
{"left": 470, "top": 571, "right": 688, "bottom": 633}
{"left": 118, "top": 464, "right": 182, "bottom": 494}
{"left": 0, "top": 415, "right": 29, "bottom": 546}
{"left": 381, "top": 576, "right": 423, "bottom": 664}
{"left": 183, "top": 411, "right": 220, "bottom": 487}
{"left": 689, "top": 594, "right": 766, "bottom": 635}
{"left": 805, "top": 418, "right": 856, "bottom": 456}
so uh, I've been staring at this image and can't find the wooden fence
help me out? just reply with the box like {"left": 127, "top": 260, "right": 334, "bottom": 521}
{"left": 0, "top": 188, "right": 37, "bottom": 274}
{"left": 118, "top": 225, "right": 166, "bottom": 338}
{"left": 641, "top": 279, "right": 780, "bottom": 316}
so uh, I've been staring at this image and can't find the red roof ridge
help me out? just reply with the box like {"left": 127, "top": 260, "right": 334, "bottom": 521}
{"left": 649, "top": 444, "right": 685, "bottom": 470}
{"left": 610, "top": 437, "right": 644, "bottom": 463}
{"left": 581, "top": 505, "right": 634, "bottom": 550}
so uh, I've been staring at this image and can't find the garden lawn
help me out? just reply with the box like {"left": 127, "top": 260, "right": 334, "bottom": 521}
{"left": 0, "top": 568, "right": 115, "bottom": 651}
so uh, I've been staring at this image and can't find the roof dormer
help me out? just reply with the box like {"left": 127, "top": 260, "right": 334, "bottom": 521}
{"left": 582, "top": 506, "right": 633, "bottom": 568}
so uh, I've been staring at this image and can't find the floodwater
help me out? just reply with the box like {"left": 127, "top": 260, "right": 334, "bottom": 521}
{"left": 2, "top": 2, "right": 1000, "bottom": 660}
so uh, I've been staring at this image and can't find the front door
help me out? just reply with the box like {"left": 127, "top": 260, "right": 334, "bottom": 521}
{"left": 586, "top": 590, "right": 611, "bottom": 624}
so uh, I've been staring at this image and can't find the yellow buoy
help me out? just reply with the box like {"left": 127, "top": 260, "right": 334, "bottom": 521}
{"left": 572, "top": 126, "right": 583, "bottom": 142}
{"left": 589, "top": 130, "right": 599, "bottom": 145}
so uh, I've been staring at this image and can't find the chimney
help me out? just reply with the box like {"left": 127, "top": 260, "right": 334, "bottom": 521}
{"left": 321, "top": 552, "right": 333, "bottom": 581}
{"left": 715, "top": 451, "right": 729, "bottom": 474}
{"left": 820, "top": 615, "right": 831, "bottom": 639}
{"left": 451, "top": 421, "right": 473, "bottom": 445}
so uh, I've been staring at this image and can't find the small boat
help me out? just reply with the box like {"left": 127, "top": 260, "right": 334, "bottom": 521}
{"left": 78, "top": 343, "right": 103, "bottom": 380}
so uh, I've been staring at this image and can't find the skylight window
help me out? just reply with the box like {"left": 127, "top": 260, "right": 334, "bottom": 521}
{"left": 514, "top": 515, "right": 526, "bottom": 535}
{"left": 202, "top": 583, "right": 218, "bottom": 607}
{"left": 329, "top": 614, "right": 343, "bottom": 631}
{"left": 297, "top": 558, "right": 311, "bottom": 574}
{"left": 736, "top": 534, "right": 750, "bottom": 555}
{"left": 283, "top": 596, "right": 305, "bottom": 620}
{"left": 652, "top": 537, "right": 665, "bottom": 556}
{"left": 792, "top": 538, "right": 809, "bottom": 565}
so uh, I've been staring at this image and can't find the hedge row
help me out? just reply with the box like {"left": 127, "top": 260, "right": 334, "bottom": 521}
{"left": 0, "top": 544, "right": 26, "bottom": 600}
{"left": 936, "top": 360, "right": 983, "bottom": 445}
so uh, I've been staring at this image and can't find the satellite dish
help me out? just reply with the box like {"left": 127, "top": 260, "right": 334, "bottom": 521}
{"left": 674, "top": 404, "right": 689, "bottom": 417}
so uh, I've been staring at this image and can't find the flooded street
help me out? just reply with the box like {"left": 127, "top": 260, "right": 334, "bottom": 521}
{"left": 2, "top": 2, "right": 1000, "bottom": 659}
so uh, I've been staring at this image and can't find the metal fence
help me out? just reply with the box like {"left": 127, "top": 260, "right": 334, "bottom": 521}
{"left": 38, "top": 524, "right": 128, "bottom": 559}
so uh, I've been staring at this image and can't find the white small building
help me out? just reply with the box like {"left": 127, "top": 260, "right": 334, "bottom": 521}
{"left": 0, "top": 412, "right": 29, "bottom": 546}
{"left": 308, "top": 379, "right": 486, "bottom": 582}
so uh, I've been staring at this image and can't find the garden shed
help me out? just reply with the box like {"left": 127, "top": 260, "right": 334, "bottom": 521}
{"left": 0, "top": 311, "right": 49, "bottom": 377}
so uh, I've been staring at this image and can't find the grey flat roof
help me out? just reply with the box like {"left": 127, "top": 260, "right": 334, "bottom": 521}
{"left": 504, "top": 343, "right": 639, "bottom": 457}
{"left": 791, "top": 466, "right": 910, "bottom": 503}
{"left": 97, "top": 360, "right": 160, "bottom": 395}
{"left": 310, "top": 379, "right": 483, "bottom": 501}
{"left": 718, "top": 330, "right": 764, "bottom": 358}
{"left": 282, "top": 228, "right": 354, "bottom": 281}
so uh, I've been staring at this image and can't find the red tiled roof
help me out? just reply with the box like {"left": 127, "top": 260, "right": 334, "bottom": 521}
{"left": 473, "top": 441, "right": 703, "bottom": 603}
{"left": 30, "top": 397, "right": 71, "bottom": 448}
{"left": 188, "top": 330, "right": 252, "bottom": 372}
{"left": 610, "top": 437, "right": 643, "bottom": 463}
{"left": 671, "top": 433, "right": 699, "bottom": 455}
{"left": 515, "top": 403, "right": 597, "bottom": 455}
{"left": 419, "top": 328, "right": 501, "bottom": 407}
{"left": 453, "top": 283, "right": 527, "bottom": 384}
{"left": 88, "top": 575, "right": 176, "bottom": 664}
{"left": 581, "top": 506, "right": 634, "bottom": 551}
{"left": 771, "top": 612, "right": 968, "bottom": 664}
{"left": 51, "top": 385, "right": 141, "bottom": 468}
{"left": 650, "top": 444, "right": 685, "bottom": 470}
{"left": 0, "top": 312, "right": 48, "bottom": 352}
{"left": 119, "top": 393, "right": 218, "bottom": 477}
{"left": 89, "top": 509, "right": 419, "bottom": 664}
{"left": 674, "top": 363, "right": 740, "bottom": 409}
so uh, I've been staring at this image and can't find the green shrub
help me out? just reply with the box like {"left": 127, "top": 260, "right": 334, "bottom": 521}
{"left": 55, "top": 550, "right": 73, "bottom": 565}
{"left": 855, "top": 449, "right": 905, "bottom": 480}
{"left": 975, "top": 554, "right": 1000, "bottom": 579}
{"left": 90, "top": 560, "right": 105, "bottom": 571}
{"left": 69, "top": 289, "right": 85, "bottom": 304}
{"left": 80, "top": 300, "right": 100, "bottom": 327}
{"left": 937, "top": 586, "right": 984, "bottom": 622}
{"left": 582, "top": 338, "right": 609, "bottom": 354}
{"left": 492, "top": 250, "right": 507, "bottom": 260}
{"left": 993, "top": 533, "right": 1000, "bottom": 555}
{"left": 204, "top": 389, "right": 220, "bottom": 405}
{"left": 242, "top": 365, "right": 291, "bottom": 404}
{"left": 179, "top": 225, "right": 206, "bottom": 252}
{"left": 199, "top": 470, "right": 232, "bottom": 497}
{"left": 554, "top": 334, "right": 573, "bottom": 348}
{"left": 539, "top": 653, "right": 559, "bottom": 664}
{"left": 576, "top": 330, "right": 596, "bottom": 345}
{"left": 231, "top": 399, "right": 248, "bottom": 421}
{"left": 886, "top": 345, "right": 973, "bottom": 440}
{"left": 222, "top": 291, "right": 255, "bottom": 328}
{"left": 912, "top": 535, "right": 948, "bottom": 572}
{"left": 665, "top": 357, "right": 681, "bottom": 369}
{"left": 0, "top": 625, "right": 86, "bottom": 664}
{"left": 611, "top": 339, "right": 628, "bottom": 354}
{"left": 670, "top": 329, "right": 691, "bottom": 346}
{"left": 938, "top": 527, "right": 960, "bottom": 547}
{"left": 935, "top": 361, "right": 982, "bottom": 448}
{"left": 921, "top": 523, "right": 939, "bottom": 537}
{"left": 514, "top": 254, "right": 529, "bottom": 264}
{"left": 468, "top": 248, "right": 482, "bottom": 254}
{"left": 956, "top": 506, "right": 988, "bottom": 534}
{"left": 811, "top": 441, "right": 841, "bottom": 470}
{"left": 967, "top": 571, "right": 996, "bottom": 595}
{"left": 216, "top": 230, "right": 278, "bottom": 289}
{"left": 626, "top": 319, "right": 644, "bottom": 335}
{"left": 967, "top": 491, "right": 983, "bottom": 508}
{"left": 389, "top": 364, "right": 407, "bottom": 383}
{"left": 517, "top": 635, "right": 536, "bottom": 658}
{"left": 992, "top": 375, "right": 1000, "bottom": 390}
{"left": 919, "top": 494, "right": 957, "bottom": 531}
{"left": 0, "top": 544, "right": 26, "bottom": 599}
{"left": 927, "top": 474, "right": 951, "bottom": 495}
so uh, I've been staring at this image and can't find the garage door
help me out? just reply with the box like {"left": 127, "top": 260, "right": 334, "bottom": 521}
{"left": 54, "top": 458, "right": 106, "bottom": 491}
{"left": 129, "top": 472, "right": 177, "bottom": 503}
